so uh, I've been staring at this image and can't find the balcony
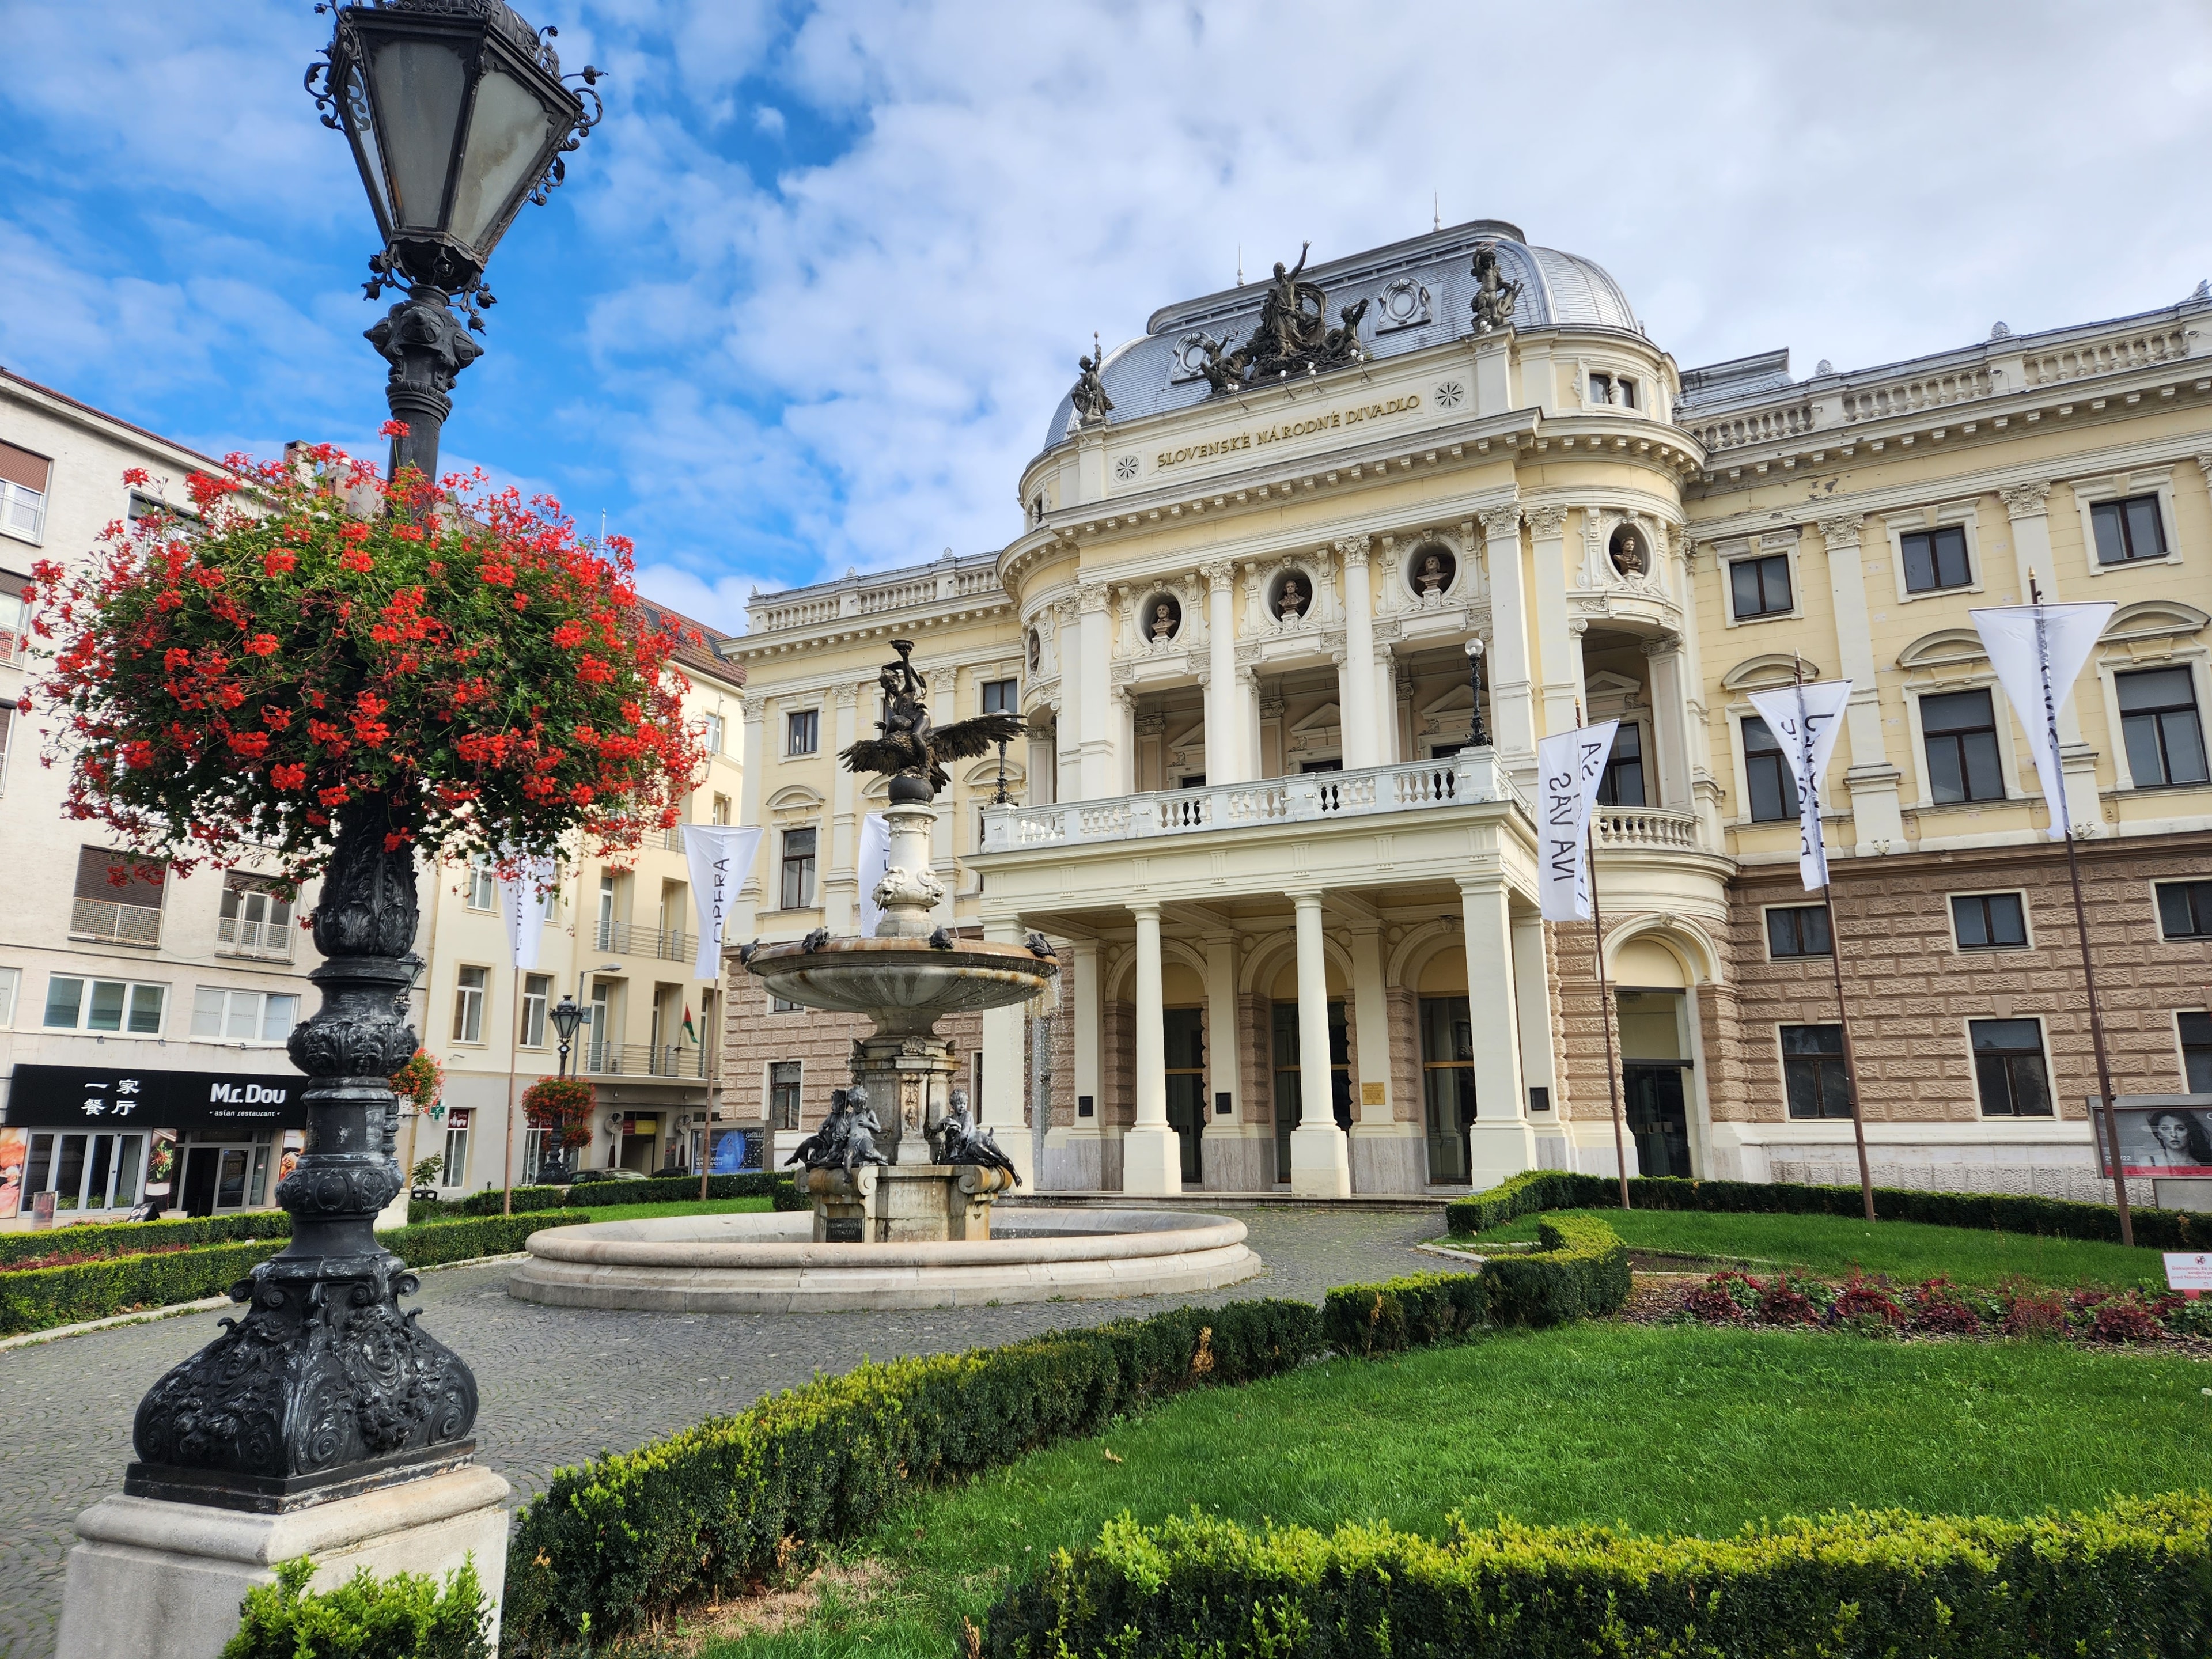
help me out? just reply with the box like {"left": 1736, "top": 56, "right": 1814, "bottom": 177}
{"left": 593, "top": 919, "right": 692, "bottom": 964}
{"left": 1592, "top": 806, "right": 1700, "bottom": 851}
{"left": 70, "top": 897, "right": 161, "bottom": 948}
{"left": 582, "top": 1041, "right": 710, "bottom": 1081}
{"left": 982, "top": 753, "right": 1531, "bottom": 851}
{"left": 215, "top": 914, "right": 295, "bottom": 963}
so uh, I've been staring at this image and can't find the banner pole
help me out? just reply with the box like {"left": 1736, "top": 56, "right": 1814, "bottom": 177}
{"left": 502, "top": 965, "right": 520, "bottom": 1218}
{"left": 1585, "top": 813, "right": 1632, "bottom": 1210}
{"left": 2027, "top": 577, "right": 2133, "bottom": 1247}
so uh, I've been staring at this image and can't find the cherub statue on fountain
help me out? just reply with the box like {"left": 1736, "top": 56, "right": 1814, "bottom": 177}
{"left": 934, "top": 1086, "right": 1022, "bottom": 1184}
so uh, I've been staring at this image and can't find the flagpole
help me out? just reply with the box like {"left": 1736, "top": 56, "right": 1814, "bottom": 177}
{"left": 2028, "top": 576, "right": 2133, "bottom": 1246}
{"left": 502, "top": 965, "right": 520, "bottom": 1218}
{"left": 1578, "top": 704, "right": 1632, "bottom": 1209}
{"left": 1794, "top": 658, "right": 1875, "bottom": 1224}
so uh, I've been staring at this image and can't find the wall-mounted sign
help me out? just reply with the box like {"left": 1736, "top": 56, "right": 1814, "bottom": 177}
{"left": 2093, "top": 1097, "right": 2212, "bottom": 1178}
{"left": 3, "top": 1063, "right": 309, "bottom": 1131}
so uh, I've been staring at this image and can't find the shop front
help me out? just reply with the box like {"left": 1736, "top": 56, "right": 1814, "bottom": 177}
{"left": 0, "top": 1062, "right": 309, "bottom": 1225}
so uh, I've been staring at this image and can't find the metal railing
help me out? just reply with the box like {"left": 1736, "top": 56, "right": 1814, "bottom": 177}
{"left": 982, "top": 752, "right": 1529, "bottom": 851}
{"left": 582, "top": 1041, "right": 710, "bottom": 1080}
{"left": 215, "top": 914, "right": 295, "bottom": 962}
{"left": 70, "top": 897, "right": 161, "bottom": 948}
{"left": 593, "top": 918, "right": 691, "bottom": 963}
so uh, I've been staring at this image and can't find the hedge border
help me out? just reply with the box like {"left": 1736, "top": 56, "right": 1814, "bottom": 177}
{"left": 0, "top": 1209, "right": 294, "bottom": 1271}
{"left": 0, "top": 1210, "right": 590, "bottom": 1336}
{"left": 1445, "top": 1168, "right": 2212, "bottom": 1250}
{"left": 986, "top": 1496, "right": 2212, "bottom": 1658}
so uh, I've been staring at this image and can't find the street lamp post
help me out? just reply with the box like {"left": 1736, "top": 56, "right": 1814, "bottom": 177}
{"left": 541, "top": 993, "right": 586, "bottom": 1183}
{"left": 1464, "top": 635, "right": 1488, "bottom": 750}
{"left": 126, "top": 0, "right": 602, "bottom": 1514}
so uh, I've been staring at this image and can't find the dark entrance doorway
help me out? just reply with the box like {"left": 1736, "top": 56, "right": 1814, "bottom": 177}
{"left": 1419, "top": 995, "right": 1476, "bottom": 1183}
{"left": 180, "top": 1144, "right": 249, "bottom": 1217}
{"left": 1271, "top": 999, "right": 1349, "bottom": 1181}
{"left": 1162, "top": 1006, "right": 1206, "bottom": 1184}
{"left": 1623, "top": 1065, "right": 1692, "bottom": 1179}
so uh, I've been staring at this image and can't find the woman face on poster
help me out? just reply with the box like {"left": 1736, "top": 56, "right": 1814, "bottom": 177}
{"left": 2146, "top": 1110, "right": 2212, "bottom": 1168}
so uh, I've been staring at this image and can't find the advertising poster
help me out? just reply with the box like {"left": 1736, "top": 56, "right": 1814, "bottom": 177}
{"left": 2097, "top": 1103, "right": 2212, "bottom": 1177}
{"left": 710, "top": 1127, "right": 760, "bottom": 1174}
{"left": 144, "top": 1128, "right": 177, "bottom": 1199}
{"left": 278, "top": 1128, "right": 305, "bottom": 1186}
{"left": 0, "top": 1127, "right": 26, "bottom": 1220}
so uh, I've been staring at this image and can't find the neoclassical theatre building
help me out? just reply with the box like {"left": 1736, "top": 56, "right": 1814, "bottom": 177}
{"left": 719, "top": 219, "right": 2212, "bottom": 1203}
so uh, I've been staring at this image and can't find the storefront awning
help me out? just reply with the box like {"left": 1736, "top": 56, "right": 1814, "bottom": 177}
{"left": 4, "top": 1063, "right": 310, "bottom": 1131}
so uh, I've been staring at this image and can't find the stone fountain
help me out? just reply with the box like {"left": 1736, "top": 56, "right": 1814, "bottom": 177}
{"left": 507, "top": 641, "right": 1262, "bottom": 1312}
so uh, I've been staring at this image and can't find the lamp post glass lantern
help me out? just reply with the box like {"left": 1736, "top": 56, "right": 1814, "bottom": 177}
{"left": 308, "top": 0, "right": 603, "bottom": 485}
{"left": 123, "top": 0, "right": 605, "bottom": 1516}
{"left": 540, "top": 994, "right": 586, "bottom": 1182}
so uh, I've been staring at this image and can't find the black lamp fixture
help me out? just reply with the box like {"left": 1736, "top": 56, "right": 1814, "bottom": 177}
{"left": 548, "top": 993, "right": 585, "bottom": 1075}
{"left": 1464, "top": 635, "right": 1488, "bottom": 750}
{"left": 308, "top": 0, "right": 603, "bottom": 486}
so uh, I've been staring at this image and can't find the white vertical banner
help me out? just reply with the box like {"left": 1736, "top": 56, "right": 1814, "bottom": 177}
{"left": 682, "top": 825, "right": 763, "bottom": 979}
{"left": 1971, "top": 602, "right": 2115, "bottom": 839}
{"left": 856, "top": 813, "right": 891, "bottom": 939}
{"left": 1747, "top": 679, "right": 1854, "bottom": 891}
{"left": 496, "top": 855, "right": 559, "bottom": 972}
{"left": 1536, "top": 719, "right": 1620, "bottom": 922}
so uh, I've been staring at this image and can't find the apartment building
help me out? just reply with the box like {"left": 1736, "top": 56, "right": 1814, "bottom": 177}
{"left": 724, "top": 219, "right": 2212, "bottom": 1203}
{"left": 0, "top": 369, "right": 321, "bottom": 1228}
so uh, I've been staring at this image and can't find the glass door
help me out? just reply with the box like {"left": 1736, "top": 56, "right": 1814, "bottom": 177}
{"left": 1420, "top": 997, "right": 1476, "bottom": 1183}
{"left": 1162, "top": 1007, "right": 1205, "bottom": 1185}
{"left": 1271, "top": 1000, "right": 1349, "bottom": 1181}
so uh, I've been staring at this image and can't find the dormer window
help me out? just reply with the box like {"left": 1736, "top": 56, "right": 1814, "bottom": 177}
{"left": 1588, "top": 372, "right": 1637, "bottom": 409}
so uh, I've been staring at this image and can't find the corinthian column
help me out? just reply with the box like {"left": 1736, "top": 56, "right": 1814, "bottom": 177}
{"left": 1202, "top": 560, "right": 1246, "bottom": 782}
{"left": 1479, "top": 505, "right": 1534, "bottom": 761}
{"left": 1336, "top": 536, "right": 1379, "bottom": 768}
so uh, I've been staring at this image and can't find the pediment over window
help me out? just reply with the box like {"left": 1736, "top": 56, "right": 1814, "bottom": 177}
{"left": 765, "top": 784, "right": 825, "bottom": 812}
{"left": 960, "top": 759, "right": 1025, "bottom": 789}
{"left": 1287, "top": 702, "right": 1343, "bottom": 737}
{"left": 1895, "top": 629, "right": 1987, "bottom": 672}
{"left": 1719, "top": 652, "right": 1827, "bottom": 691}
{"left": 2103, "top": 600, "right": 2209, "bottom": 644}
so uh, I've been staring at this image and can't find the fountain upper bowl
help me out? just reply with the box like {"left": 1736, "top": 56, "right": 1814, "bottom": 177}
{"left": 746, "top": 935, "right": 1056, "bottom": 1032}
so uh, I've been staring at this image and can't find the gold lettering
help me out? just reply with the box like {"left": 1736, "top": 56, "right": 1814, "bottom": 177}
{"left": 1153, "top": 391, "right": 1422, "bottom": 469}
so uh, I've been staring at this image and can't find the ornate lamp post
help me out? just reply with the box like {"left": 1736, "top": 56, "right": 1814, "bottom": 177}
{"left": 538, "top": 994, "right": 587, "bottom": 1183}
{"left": 126, "top": 0, "right": 603, "bottom": 1512}
{"left": 308, "top": 0, "right": 603, "bottom": 486}
{"left": 1464, "top": 635, "right": 1488, "bottom": 750}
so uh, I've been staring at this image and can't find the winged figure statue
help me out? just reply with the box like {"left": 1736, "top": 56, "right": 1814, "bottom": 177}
{"left": 840, "top": 638, "right": 1024, "bottom": 797}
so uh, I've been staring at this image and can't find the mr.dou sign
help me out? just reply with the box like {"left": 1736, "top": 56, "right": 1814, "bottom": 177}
{"left": 3, "top": 1063, "right": 309, "bottom": 1131}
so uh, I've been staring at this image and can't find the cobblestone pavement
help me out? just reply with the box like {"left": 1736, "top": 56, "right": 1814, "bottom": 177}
{"left": 0, "top": 1206, "right": 1439, "bottom": 1658}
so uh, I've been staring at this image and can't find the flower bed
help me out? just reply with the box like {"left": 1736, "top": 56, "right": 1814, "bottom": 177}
{"left": 1660, "top": 1266, "right": 2212, "bottom": 1344}
{"left": 986, "top": 1497, "right": 2212, "bottom": 1658}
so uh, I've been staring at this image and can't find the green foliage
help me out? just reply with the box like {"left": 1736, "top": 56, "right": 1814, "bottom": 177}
{"left": 559, "top": 1171, "right": 795, "bottom": 1209}
{"left": 410, "top": 1156, "right": 447, "bottom": 1190}
{"left": 457, "top": 1185, "right": 568, "bottom": 1217}
{"left": 0, "top": 1210, "right": 587, "bottom": 1335}
{"left": 1478, "top": 1214, "right": 1634, "bottom": 1326}
{"left": 1322, "top": 1271, "right": 1487, "bottom": 1356}
{"left": 501, "top": 1300, "right": 1324, "bottom": 1654}
{"left": 986, "top": 1495, "right": 2212, "bottom": 1658}
{"left": 223, "top": 1555, "right": 488, "bottom": 1659}
{"left": 1446, "top": 1168, "right": 2212, "bottom": 1249}
{"left": 0, "top": 1208, "right": 293, "bottom": 1271}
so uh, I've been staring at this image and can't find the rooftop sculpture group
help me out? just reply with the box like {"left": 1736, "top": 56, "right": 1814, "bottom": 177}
{"left": 1196, "top": 243, "right": 1370, "bottom": 393}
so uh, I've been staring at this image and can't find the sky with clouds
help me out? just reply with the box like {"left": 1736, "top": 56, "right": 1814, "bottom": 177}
{"left": 5, "top": 1, "right": 2210, "bottom": 632}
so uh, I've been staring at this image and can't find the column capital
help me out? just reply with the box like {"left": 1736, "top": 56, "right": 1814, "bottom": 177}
{"left": 1454, "top": 870, "right": 1509, "bottom": 898}
{"left": 1076, "top": 579, "right": 1110, "bottom": 613}
{"left": 1998, "top": 481, "right": 2052, "bottom": 518}
{"left": 832, "top": 681, "right": 859, "bottom": 709}
{"left": 1524, "top": 503, "right": 1570, "bottom": 539}
{"left": 1478, "top": 504, "right": 1522, "bottom": 544}
{"left": 1334, "top": 535, "right": 1371, "bottom": 568}
{"left": 1638, "top": 630, "right": 1684, "bottom": 658}
{"left": 1127, "top": 899, "right": 1162, "bottom": 921}
{"left": 1201, "top": 559, "right": 1237, "bottom": 592}
{"left": 1287, "top": 889, "right": 1324, "bottom": 911}
{"left": 1816, "top": 513, "right": 1865, "bottom": 551}
{"left": 2195, "top": 453, "right": 2212, "bottom": 487}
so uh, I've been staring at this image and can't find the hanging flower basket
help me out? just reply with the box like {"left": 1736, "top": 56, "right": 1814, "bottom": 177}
{"left": 389, "top": 1048, "right": 445, "bottom": 1112}
{"left": 521, "top": 1074, "right": 596, "bottom": 1149}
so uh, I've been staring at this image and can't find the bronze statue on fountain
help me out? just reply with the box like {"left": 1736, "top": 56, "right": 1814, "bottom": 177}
{"left": 840, "top": 638, "right": 1025, "bottom": 802}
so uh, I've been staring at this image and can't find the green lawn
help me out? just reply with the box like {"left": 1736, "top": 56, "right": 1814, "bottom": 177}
{"left": 699, "top": 1323, "right": 2212, "bottom": 1657}
{"left": 1451, "top": 1206, "right": 2171, "bottom": 1290}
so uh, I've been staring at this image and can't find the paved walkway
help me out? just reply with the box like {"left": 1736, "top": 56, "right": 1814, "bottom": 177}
{"left": 0, "top": 1206, "right": 1441, "bottom": 1658}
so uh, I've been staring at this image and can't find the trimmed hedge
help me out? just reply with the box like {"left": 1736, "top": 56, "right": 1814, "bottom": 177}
{"left": 502, "top": 1299, "right": 1327, "bottom": 1654}
{"left": 456, "top": 1185, "right": 567, "bottom": 1217}
{"left": 1445, "top": 1168, "right": 2212, "bottom": 1249}
{"left": 1320, "top": 1218, "right": 1627, "bottom": 1356}
{"left": 0, "top": 1210, "right": 589, "bottom": 1336}
{"left": 223, "top": 1555, "right": 488, "bottom": 1659}
{"left": 986, "top": 1497, "right": 2212, "bottom": 1658}
{"left": 1323, "top": 1272, "right": 1486, "bottom": 1356}
{"left": 559, "top": 1171, "right": 797, "bottom": 1209}
{"left": 0, "top": 1208, "right": 293, "bottom": 1271}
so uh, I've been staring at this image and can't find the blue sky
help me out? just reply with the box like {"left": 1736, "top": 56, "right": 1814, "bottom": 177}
{"left": 5, "top": 1, "right": 2212, "bottom": 632}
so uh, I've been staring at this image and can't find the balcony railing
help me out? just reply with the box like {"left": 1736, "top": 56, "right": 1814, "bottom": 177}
{"left": 216, "top": 914, "right": 295, "bottom": 963}
{"left": 70, "top": 897, "right": 161, "bottom": 948}
{"left": 1593, "top": 806, "right": 1700, "bottom": 850}
{"left": 593, "top": 918, "right": 692, "bottom": 963}
{"left": 582, "top": 1041, "right": 710, "bottom": 1080}
{"left": 982, "top": 753, "right": 1529, "bottom": 851}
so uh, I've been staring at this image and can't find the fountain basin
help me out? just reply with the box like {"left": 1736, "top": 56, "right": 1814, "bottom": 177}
{"left": 504, "top": 1207, "right": 1262, "bottom": 1312}
{"left": 747, "top": 935, "right": 1053, "bottom": 1035}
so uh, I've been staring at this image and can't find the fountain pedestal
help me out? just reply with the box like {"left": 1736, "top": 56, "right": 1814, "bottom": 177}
{"left": 801, "top": 1163, "right": 1016, "bottom": 1243}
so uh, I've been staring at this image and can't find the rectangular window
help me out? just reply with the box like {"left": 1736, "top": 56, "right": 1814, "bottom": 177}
{"left": 1920, "top": 689, "right": 2004, "bottom": 803}
{"left": 2118, "top": 667, "right": 2209, "bottom": 787}
{"left": 2157, "top": 880, "right": 2212, "bottom": 940}
{"left": 0, "top": 964, "right": 17, "bottom": 1025}
{"left": 786, "top": 709, "right": 819, "bottom": 756}
{"left": 2179, "top": 1011, "right": 2212, "bottom": 1093}
{"left": 520, "top": 972, "right": 551, "bottom": 1048}
{"left": 217, "top": 874, "right": 294, "bottom": 960}
{"left": 711, "top": 792, "right": 732, "bottom": 825}
{"left": 0, "top": 578, "right": 28, "bottom": 665}
{"left": 702, "top": 710, "right": 725, "bottom": 755}
{"left": 190, "top": 986, "right": 300, "bottom": 1043}
{"left": 1588, "top": 372, "right": 1636, "bottom": 408}
{"left": 2090, "top": 494, "right": 2168, "bottom": 566}
{"left": 441, "top": 1115, "right": 471, "bottom": 1188}
{"left": 1741, "top": 717, "right": 1798, "bottom": 823}
{"left": 1765, "top": 904, "right": 1832, "bottom": 959}
{"left": 44, "top": 976, "right": 165, "bottom": 1034}
{"left": 1594, "top": 721, "right": 1645, "bottom": 806}
{"left": 1901, "top": 525, "right": 1972, "bottom": 593}
{"left": 71, "top": 847, "right": 165, "bottom": 948}
{"left": 769, "top": 1060, "right": 802, "bottom": 1130}
{"left": 1782, "top": 1024, "right": 1853, "bottom": 1119}
{"left": 1971, "top": 1018, "right": 2052, "bottom": 1116}
{"left": 0, "top": 440, "right": 51, "bottom": 542}
{"left": 452, "top": 965, "right": 487, "bottom": 1044}
{"left": 465, "top": 859, "right": 497, "bottom": 910}
{"left": 780, "top": 828, "right": 817, "bottom": 910}
{"left": 1729, "top": 554, "right": 1793, "bottom": 619}
{"left": 1951, "top": 892, "right": 2029, "bottom": 950}
{"left": 982, "top": 678, "right": 1018, "bottom": 715}
{"left": 0, "top": 705, "right": 12, "bottom": 789}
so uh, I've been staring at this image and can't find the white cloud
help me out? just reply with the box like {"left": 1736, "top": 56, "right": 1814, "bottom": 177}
{"left": 635, "top": 561, "right": 767, "bottom": 634}
{"left": 753, "top": 105, "right": 786, "bottom": 137}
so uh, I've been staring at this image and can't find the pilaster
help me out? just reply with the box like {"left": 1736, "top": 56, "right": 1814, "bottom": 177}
{"left": 1817, "top": 514, "right": 1905, "bottom": 855}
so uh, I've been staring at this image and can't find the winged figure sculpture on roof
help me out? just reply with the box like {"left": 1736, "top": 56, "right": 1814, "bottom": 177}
{"left": 840, "top": 638, "right": 1024, "bottom": 797}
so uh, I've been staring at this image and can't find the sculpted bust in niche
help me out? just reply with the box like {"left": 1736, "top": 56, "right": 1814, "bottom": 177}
{"left": 1415, "top": 550, "right": 1455, "bottom": 597}
{"left": 1275, "top": 575, "right": 1310, "bottom": 620}
{"left": 1150, "top": 600, "right": 1178, "bottom": 640}
{"left": 1608, "top": 524, "right": 1649, "bottom": 578}
{"left": 1027, "top": 629, "right": 1041, "bottom": 671}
